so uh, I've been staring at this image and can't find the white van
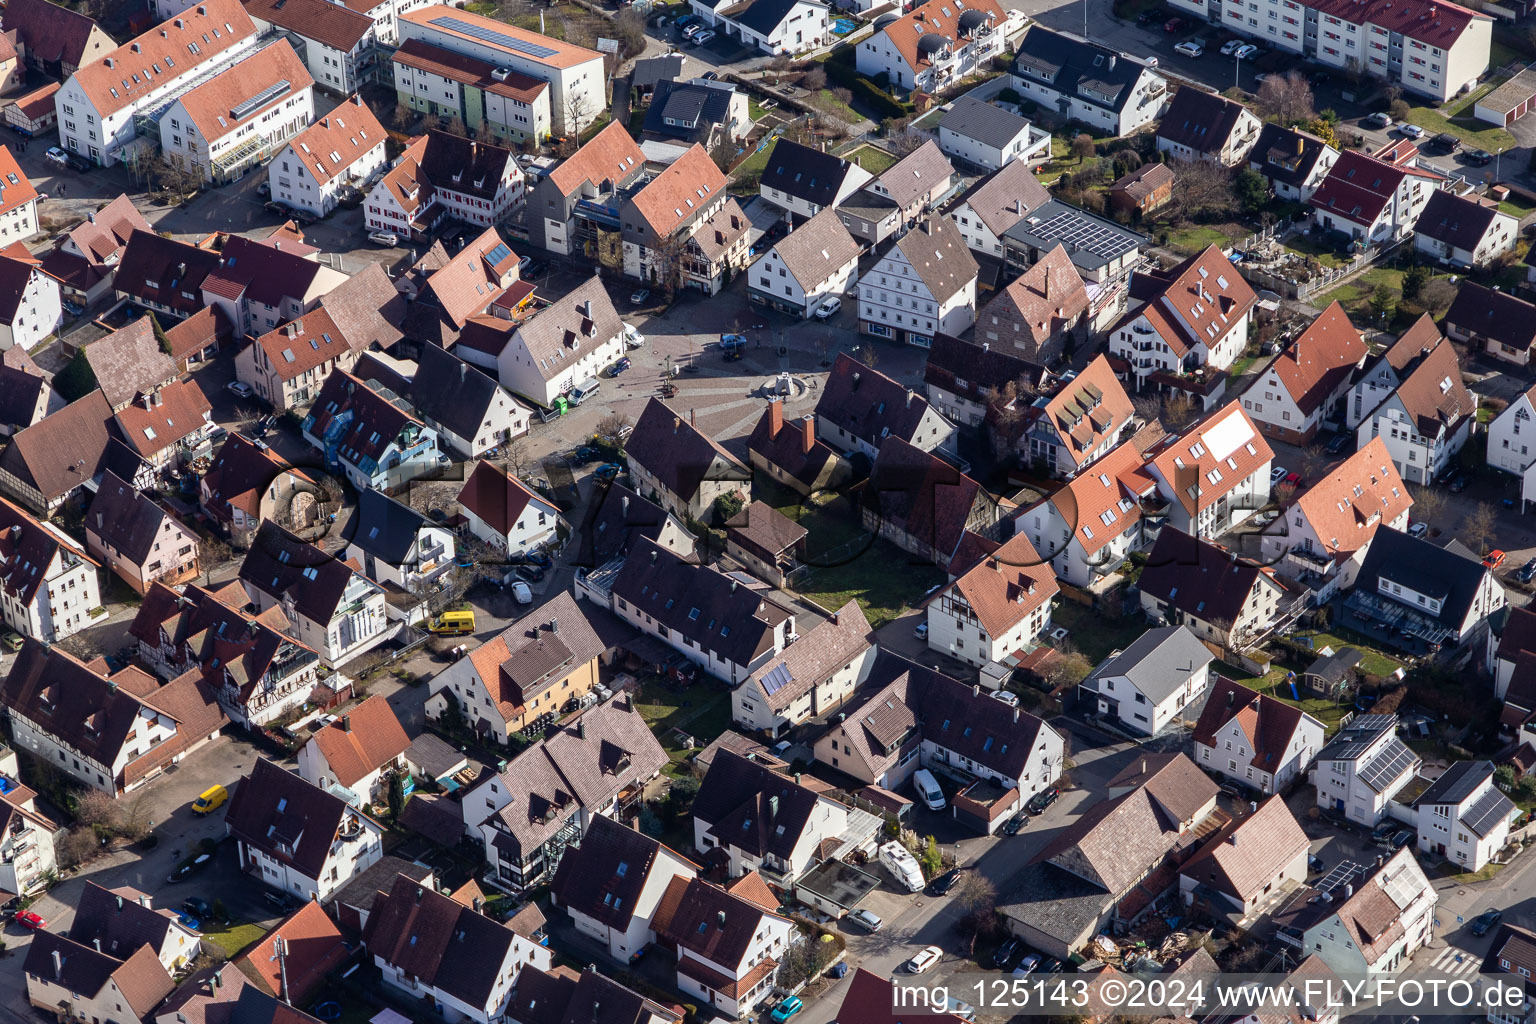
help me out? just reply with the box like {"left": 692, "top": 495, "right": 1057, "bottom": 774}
{"left": 879, "top": 841, "right": 924, "bottom": 893}
{"left": 913, "top": 768, "right": 945, "bottom": 811}
{"left": 569, "top": 377, "right": 602, "bottom": 406}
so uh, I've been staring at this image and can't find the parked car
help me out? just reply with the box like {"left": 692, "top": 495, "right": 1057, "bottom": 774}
{"left": 1326, "top": 433, "right": 1351, "bottom": 454}
{"left": 1408, "top": 521, "right": 1429, "bottom": 538}
{"left": 515, "top": 564, "right": 546, "bottom": 583}
{"left": 1370, "top": 823, "right": 1397, "bottom": 844}
{"left": 814, "top": 296, "right": 841, "bottom": 320}
{"left": 1516, "top": 558, "right": 1536, "bottom": 584}
{"left": 906, "top": 946, "right": 943, "bottom": 974}
{"left": 1484, "top": 549, "right": 1507, "bottom": 570}
{"left": 1449, "top": 475, "right": 1467, "bottom": 493}
{"left": 991, "top": 689, "right": 1020, "bottom": 708}
{"left": 257, "top": 181, "right": 271, "bottom": 196}
{"left": 1389, "top": 829, "right": 1415, "bottom": 850}
{"left": 1136, "top": 8, "right": 1166, "bottom": 24}
{"left": 1027, "top": 787, "right": 1059, "bottom": 815}
{"left": 226, "top": 380, "right": 254, "bottom": 398}
{"left": 1363, "top": 112, "right": 1393, "bottom": 129}
{"left": 691, "top": 29, "right": 715, "bottom": 45}
{"left": 913, "top": 621, "right": 928, "bottom": 640}
{"left": 66, "top": 153, "right": 92, "bottom": 173}
{"left": 630, "top": 288, "right": 651, "bottom": 305}
{"left": 1220, "top": 38, "right": 1244, "bottom": 55}
{"left": 1284, "top": 471, "right": 1302, "bottom": 487}
{"left": 1234, "top": 43, "right": 1259, "bottom": 58}
{"left": 927, "top": 870, "right": 959, "bottom": 896}
{"left": 183, "top": 897, "right": 212, "bottom": 919}
{"left": 1271, "top": 466, "right": 1289, "bottom": 483}
{"left": 993, "top": 938, "right": 1022, "bottom": 968}
{"left": 367, "top": 230, "right": 399, "bottom": 247}
{"left": 1398, "top": 123, "right": 1426, "bottom": 139}
{"left": 44, "top": 146, "right": 68, "bottom": 168}
{"left": 15, "top": 910, "right": 45, "bottom": 930}
{"left": 848, "top": 908, "right": 883, "bottom": 932}
{"left": 1163, "top": 15, "right": 1185, "bottom": 31}
{"left": 167, "top": 852, "right": 212, "bottom": 883}
{"left": 511, "top": 581, "right": 534, "bottom": 605}
{"left": 595, "top": 463, "right": 623, "bottom": 481}
{"left": 623, "top": 323, "right": 645, "bottom": 348}
{"left": 607, "top": 356, "right": 632, "bottom": 377}
{"left": 1429, "top": 132, "right": 1460, "bottom": 152}
{"left": 1471, "top": 909, "right": 1503, "bottom": 936}
{"left": 769, "top": 996, "right": 803, "bottom": 1023}
{"left": 522, "top": 258, "right": 549, "bottom": 278}
{"left": 0, "top": 630, "right": 22, "bottom": 653}
{"left": 263, "top": 890, "right": 296, "bottom": 912}
{"left": 681, "top": 22, "right": 704, "bottom": 37}
{"left": 572, "top": 445, "right": 601, "bottom": 464}
{"left": 1174, "top": 40, "right": 1203, "bottom": 57}
{"left": 1464, "top": 148, "right": 1494, "bottom": 166}
{"left": 1015, "top": 954, "right": 1042, "bottom": 976}
{"left": 1002, "top": 811, "right": 1027, "bottom": 835}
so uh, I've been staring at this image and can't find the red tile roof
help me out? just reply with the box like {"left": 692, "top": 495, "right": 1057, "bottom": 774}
{"left": 235, "top": 901, "right": 347, "bottom": 1004}
{"left": 1046, "top": 439, "right": 1157, "bottom": 556}
{"left": 547, "top": 119, "right": 645, "bottom": 198}
{"left": 626, "top": 144, "right": 727, "bottom": 239}
{"left": 1270, "top": 300, "right": 1368, "bottom": 414}
{"left": 308, "top": 695, "right": 410, "bottom": 789}
{"left": 279, "top": 94, "right": 384, "bottom": 188}
{"left": 457, "top": 460, "right": 545, "bottom": 537}
{"left": 0, "top": 145, "right": 36, "bottom": 218}
{"left": 950, "top": 531, "right": 1058, "bottom": 637}
{"left": 1288, "top": 436, "right": 1411, "bottom": 561}
{"left": 1303, "top": 0, "right": 1483, "bottom": 48}
{"left": 112, "top": 379, "right": 212, "bottom": 459}
{"left": 1145, "top": 401, "right": 1273, "bottom": 517}
{"left": 877, "top": 0, "right": 1005, "bottom": 74}
{"left": 175, "top": 39, "right": 312, "bottom": 144}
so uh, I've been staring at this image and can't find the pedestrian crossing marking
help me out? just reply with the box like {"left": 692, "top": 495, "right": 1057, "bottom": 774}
{"left": 1427, "top": 947, "right": 1482, "bottom": 976}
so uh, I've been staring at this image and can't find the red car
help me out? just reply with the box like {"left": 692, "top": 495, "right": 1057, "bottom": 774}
{"left": 1164, "top": 16, "right": 1185, "bottom": 31}
{"left": 15, "top": 910, "right": 45, "bottom": 930}
{"left": 1484, "top": 549, "right": 1507, "bottom": 570}
{"left": 1284, "top": 472, "right": 1302, "bottom": 486}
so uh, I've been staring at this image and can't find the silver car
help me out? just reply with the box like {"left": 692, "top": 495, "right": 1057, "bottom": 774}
{"left": 848, "top": 908, "right": 883, "bottom": 932}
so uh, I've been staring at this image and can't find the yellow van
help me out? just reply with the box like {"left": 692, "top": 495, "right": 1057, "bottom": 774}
{"left": 191, "top": 785, "right": 228, "bottom": 816}
{"left": 429, "top": 610, "right": 476, "bottom": 636}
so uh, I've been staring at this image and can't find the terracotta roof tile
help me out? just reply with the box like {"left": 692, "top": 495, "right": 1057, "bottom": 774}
{"left": 1045, "top": 439, "right": 1157, "bottom": 556}
{"left": 876, "top": 0, "right": 1005, "bottom": 75}
{"left": 625, "top": 144, "right": 727, "bottom": 239}
{"left": 243, "top": 0, "right": 372, "bottom": 51}
{"left": 1269, "top": 300, "right": 1368, "bottom": 414}
{"left": 1035, "top": 353, "right": 1134, "bottom": 459}
{"left": 0, "top": 145, "right": 37, "bottom": 219}
{"left": 547, "top": 119, "right": 645, "bottom": 197}
{"left": 950, "top": 531, "right": 1058, "bottom": 637}
{"left": 113, "top": 379, "right": 212, "bottom": 458}
{"left": 977, "top": 244, "right": 1090, "bottom": 358}
{"left": 236, "top": 901, "right": 346, "bottom": 1004}
{"left": 1287, "top": 436, "right": 1411, "bottom": 561}
{"left": 1145, "top": 401, "right": 1273, "bottom": 517}
{"left": 309, "top": 695, "right": 410, "bottom": 789}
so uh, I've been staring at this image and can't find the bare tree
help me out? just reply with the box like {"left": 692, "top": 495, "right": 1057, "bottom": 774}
{"left": 614, "top": 8, "right": 647, "bottom": 57}
{"left": 1255, "top": 73, "right": 1316, "bottom": 124}
{"left": 74, "top": 789, "right": 120, "bottom": 833}
{"left": 119, "top": 792, "right": 154, "bottom": 842}
{"left": 393, "top": 102, "right": 415, "bottom": 132}
{"left": 801, "top": 66, "right": 827, "bottom": 92}
{"left": 444, "top": 115, "right": 469, "bottom": 139}
{"left": 59, "top": 827, "right": 100, "bottom": 869}
{"left": 1044, "top": 651, "right": 1093, "bottom": 691}
{"left": 1461, "top": 501, "right": 1498, "bottom": 555}
{"left": 595, "top": 228, "right": 623, "bottom": 270}
{"left": 954, "top": 873, "right": 1001, "bottom": 953}
{"left": 648, "top": 231, "right": 691, "bottom": 296}
{"left": 502, "top": 437, "right": 532, "bottom": 480}
{"left": 150, "top": 152, "right": 202, "bottom": 197}
{"left": 1172, "top": 159, "right": 1238, "bottom": 220}
{"left": 597, "top": 411, "right": 633, "bottom": 444}
{"left": 886, "top": 127, "right": 929, "bottom": 157}
{"left": 1071, "top": 133, "right": 1096, "bottom": 162}
{"left": 199, "top": 535, "right": 232, "bottom": 584}
{"left": 1410, "top": 486, "right": 1446, "bottom": 527}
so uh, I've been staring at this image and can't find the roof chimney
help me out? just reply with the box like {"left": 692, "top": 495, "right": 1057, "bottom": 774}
{"left": 673, "top": 416, "right": 681, "bottom": 434}
{"left": 621, "top": 495, "right": 629, "bottom": 515}
{"left": 52, "top": 950, "right": 61, "bottom": 979}
{"left": 690, "top": 408, "right": 696, "bottom": 427}
{"left": 717, "top": 910, "right": 726, "bottom": 926}
{"left": 577, "top": 719, "right": 586, "bottom": 739}
{"left": 341, "top": 715, "right": 351, "bottom": 733}
{"left": 472, "top": 897, "right": 483, "bottom": 914}
{"left": 800, "top": 416, "right": 814, "bottom": 456}
{"left": 1013, "top": 707, "right": 1020, "bottom": 723}
{"left": 92, "top": 938, "right": 101, "bottom": 952}
{"left": 973, "top": 684, "right": 980, "bottom": 697}
{"left": 769, "top": 398, "right": 783, "bottom": 437}
{"left": 551, "top": 618, "right": 559, "bottom": 633}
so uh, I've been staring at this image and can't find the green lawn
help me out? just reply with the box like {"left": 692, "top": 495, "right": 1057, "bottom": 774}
{"left": 813, "top": 90, "right": 859, "bottom": 122}
{"left": 1050, "top": 603, "right": 1146, "bottom": 664}
{"left": 1285, "top": 234, "right": 1349, "bottom": 268}
{"left": 1289, "top": 630, "right": 1406, "bottom": 677}
{"left": 1219, "top": 660, "right": 1355, "bottom": 735}
{"left": 1166, "top": 224, "right": 1242, "bottom": 255}
{"left": 792, "top": 543, "right": 945, "bottom": 629}
{"left": 1403, "top": 81, "right": 1516, "bottom": 152}
{"left": 1229, "top": 354, "right": 1257, "bottom": 378}
{"left": 1317, "top": 266, "right": 1406, "bottom": 316}
{"left": 748, "top": 97, "right": 769, "bottom": 121}
{"left": 733, "top": 137, "right": 778, "bottom": 180}
{"left": 847, "top": 145, "right": 897, "bottom": 174}
{"left": 1500, "top": 192, "right": 1536, "bottom": 219}
{"left": 203, "top": 921, "right": 267, "bottom": 959}
{"left": 634, "top": 682, "right": 732, "bottom": 771}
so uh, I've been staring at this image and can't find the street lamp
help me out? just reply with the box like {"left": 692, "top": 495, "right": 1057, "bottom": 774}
{"left": 1496, "top": 146, "right": 1504, "bottom": 180}
{"left": 1235, "top": 51, "right": 1243, "bottom": 91}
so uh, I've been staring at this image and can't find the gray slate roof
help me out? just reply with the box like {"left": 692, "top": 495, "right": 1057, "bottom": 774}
{"left": 348, "top": 487, "right": 429, "bottom": 566}
{"left": 514, "top": 275, "right": 624, "bottom": 384}
{"left": 939, "top": 94, "right": 1034, "bottom": 150}
{"left": 892, "top": 215, "right": 977, "bottom": 303}
{"left": 1086, "top": 625, "right": 1212, "bottom": 704}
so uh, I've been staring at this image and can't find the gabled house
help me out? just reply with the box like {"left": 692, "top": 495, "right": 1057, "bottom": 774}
{"left": 301, "top": 367, "right": 444, "bottom": 491}
{"left": 937, "top": 94, "right": 1051, "bottom": 173}
{"left": 0, "top": 492, "right": 101, "bottom": 641}
{"left": 506, "top": 965, "right": 684, "bottom": 1024}
{"left": 815, "top": 352, "right": 958, "bottom": 460}
{"left": 297, "top": 695, "right": 411, "bottom": 804}
{"left": 365, "top": 872, "right": 552, "bottom": 1024}
{"left": 0, "top": 639, "right": 226, "bottom": 795}
{"left": 642, "top": 77, "right": 750, "bottom": 149}
{"left": 113, "top": 379, "right": 218, "bottom": 471}
{"left": 0, "top": 746, "right": 60, "bottom": 897}
{"left": 0, "top": 248, "right": 59, "bottom": 352}
{"left": 1345, "top": 527, "right": 1505, "bottom": 654}
{"left": 364, "top": 130, "right": 524, "bottom": 240}
{"left": 745, "top": 399, "right": 850, "bottom": 496}
{"left": 1346, "top": 316, "right": 1463, "bottom": 469}
{"left": 1010, "top": 26, "right": 1167, "bottom": 136}
{"left": 689, "top": 0, "right": 829, "bottom": 55}
{"left": 0, "top": 358, "right": 49, "bottom": 437}
{"left": 378, "top": 338, "right": 530, "bottom": 459}
{"left": 113, "top": 231, "right": 224, "bottom": 321}
{"left": 947, "top": 159, "right": 1052, "bottom": 260}
{"left": 651, "top": 875, "right": 795, "bottom": 1018}
{"left": 344, "top": 487, "right": 456, "bottom": 596}
{"left": 1108, "top": 245, "right": 1257, "bottom": 390}
{"left": 425, "top": 591, "right": 618, "bottom": 742}
{"left": 856, "top": 0, "right": 1009, "bottom": 96}
{"left": 69, "top": 881, "right": 201, "bottom": 971}
{"left": 548, "top": 815, "right": 698, "bottom": 963}
{"left": 243, "top": 0, "right": 377, "bottom": 97}
{"left": 1487, "top": 383, "right": 1536, "bottom": 505}
{"left": 620, "top": 143, "right": 748, "bottom": 296}
{"left": 233, "top": 900, "right": 348, "bottom": 1005}
{"left": 235, "top": 261, "right": 406, "bottom": 411}
{"left": 1271, "top": 847, "right": 1434, "bottom": 975}
{"left": 399, "top": 225, "right": 526, "bottom": 346}
{"left": 999, "top": 753, "right": 1216, "bottom": 959}
{"left": 389, "top": 37, "right": 552, "bottom": 147}
{"left": 0, "top": 145, "right": 40, "bottom": 248}
{"left": 831, "top": 969, "right": 971, "bottom": 1024}
{"left": 747, "top": 206, "right": 860, "bottom": 318}
{"left": 861, "top": 436, "right": 1004, "bottom": 567}
{"left": 41, "top": 194, "right": 153, "bottom": 306}
{"left": 1024, "top": 353, "right": 1136, "bottom": 476}
{"left": 692, "top": 749, "right": 857, "bottom": 884}
{"left": 924, "top": 530, "right": 1057, "bottom": 669}
{"left": 526, "top": 121, "right": 646, "bottom": 256}
{"left": 923, "top": 331, "right": 1047, "bottom": 429}
{"left": 1156, "top": 87, "right": 1262, "bottom": 166}
{"left": 24, "top": 933, "right": 173, "bottom": 1024}
{"left": 1178, "top": 795, "right": 1310, "bottom": 919}
{"left": 1139, "top": 529, "right": 1292, "bottom": 653}
{"left": 1258, "top": 436, "right": 1412, "bottom": 595}
{"left": 1017, "top": 437, "right": 1158, "bottom": 587}
{"left": 598, "top": 538, "right": 796, "bottom": 685}
{"left": 129, "top": 580, "right": 321, "bottom": 728}
{"left": 461, "top": 697, "right": 669, "bottom": 888}
{"left": 1248, "top": 123, "right": 1338, "bottom": 202}
{"left": 974, "top": 244, "right": 1091, "bottom": 365}
{"left": 200, "top": 234, "right": 347, "bottom": 340}
{"left": 0, "top": 389, "right": 113, "bottom": 513}
{"left": 733, "top": 600, "right": 874, "bottom": 737}
{"left": 457, "top": 459, "right": 565, "bottom": 558}
{"left": 1445, "top": 281, "right": 1536, "bottom": 366}
{"left": 814, "top": 650, "right": 1065, "bottom": 829}
{"left": 1414, "top": 189, "right": 1516, "bottom": 268}
{"left": 758, "top": 138, "right": 871, "bottom": 224}
{"left": 84, "top": 471, "right": 200, "bottom": 595}
{"left": 1243, "top": 300, "right": 1368, "bottom": 444}
{"left": 1414, "top": 760, "right": 1516, "bottom": 871}
{"left": 1142, "top": 400, "right": 1273, "bottom": 535}
{"left": 238, "top": 520, "right": 393, "bottom": 667}
{"left": 625, "top": 397, "right": 750, "bottom": 521}
{"left": 1311, "top": 713, "right": 1420, "bottom": 825}
{"left": 225, "top": 758, "right": 384, "bottom": 902}
{"left": 1109, "top": 162, "right": 1176, "bottom": 216}
{"left": 1082, "top": 625, "right": 1212, "bottom": 737}
{"left": 1309, "top": 143, "right": 1442, "bottom": 244}
{"left": 1, "top": 0, "right": 112, "bottom": 80}
{"left": 269, "top": 94, "right": 388, "bottom": 217}
{"left": 81, "top": 313, "right": 186, "bottom": 405}
{"left": 573, "top": 481, "right": 695, "bottom": 569}
{"left": 724, "top": 501, "right": 805, "bottom": 587}
{"left": 199, "top": 433, "right": 315, "bottom": 547}
{"left": 490, "top": 275, "right": 627, "bottom": 409}
{"left": 857, "top": 215, "right": 977, "bottom": 348}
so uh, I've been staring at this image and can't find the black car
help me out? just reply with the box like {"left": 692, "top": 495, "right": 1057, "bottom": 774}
{"left": 1370, "top": 823, "right": 1397, "bottom": 844}
{"left": 927, "top": 870, "right": 959, "bottom": 896}
{"left": 1389, "top": 829, "right": 1415, "bottom": 850}
{"left": 1326, "top": 433, "right": 1351, "bottom": 454}
{"left": 1465, "top": 149, "right": 1494, "bottom": 166}
{"left": 993, "top": 938, "right": 1022, "bottom": 968}
{"left": 1001, "top": 811, "right": 1027, "bottom": 835}
{"left": 522, "top": 258, "right": 549, "bottom": 278}
{"left": 1471, "top": 910, "right": 1503, "bottom": 936}
{"left": 1136, "top": 8, "right": 1165, "bottom": 24}
{"left": 1517, "top": 558, "right": 1536, "bottom": 584}
{"left": 66, "top": 153, "right": 93, "bottom": 173}
{"left": 1038, "top": 957, "right": 1064, "bottom": 975}
{"left": 572, "top": 445, "right": 600, "bottom": 464}
{"left": 1027, "top": 787, "right": 1059, "bottom": 815}
{"left": 1449, "top": 475, "right": 1467, "bottom": 493}
{"left": 183, "top": 897, "right": 212, "bottom": 919}
{"left": 1429, "top": 132, "right": 1460, "bottom": 152}
{"left": 167, "top": 852, "right": 212, "bottom": 883}
{"left": 515, "top": 563, "right": 546, "bottom": 583}
{"left": 263, "top": 890, "right": 297, "bottom": 912}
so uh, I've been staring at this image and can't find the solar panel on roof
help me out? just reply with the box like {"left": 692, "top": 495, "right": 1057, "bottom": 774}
{"left": 1357, "top": 738, "right": 1416, "bottom": 794}
{"left": 1316, "top": 860, "right": 1361, "bottom": 896}
{"left": 760, "top": 662, "right": 793, "bottom": 696}
{"left": 484, "top": 242, "right": 513, "bottom": 266}
{"left": 231, "top": 79, "right": 291, "bottom": 121}
{"left": 430, "top": 14, "right": 559, "bottom": 59}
